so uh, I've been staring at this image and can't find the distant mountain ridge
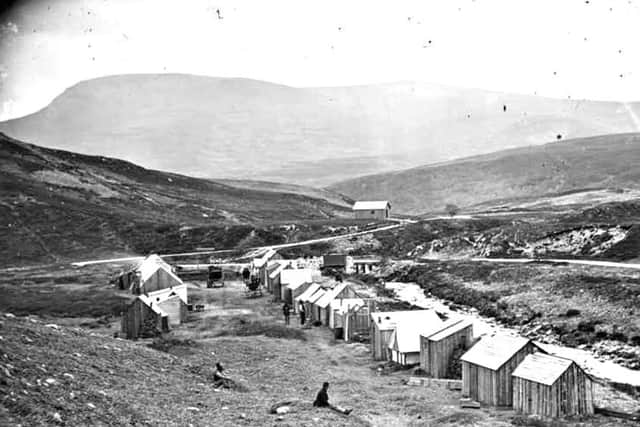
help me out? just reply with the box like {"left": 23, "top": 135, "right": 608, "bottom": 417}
{"left": 328, "top": 133, "right": 640, "bottom": 215}
{"left": 1, "top": 73, "right": 638, "bottom": 186}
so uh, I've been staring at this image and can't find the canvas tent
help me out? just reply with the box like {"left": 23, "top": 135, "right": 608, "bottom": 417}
{"left": 313, "top": 282, "right": 361, "bottom": 326}
{"left": 129, "top": 254, "right": 184, "bottom": 295}
{"left": 369, "top": 310, "right": 441, "bottom": 361}
{"left": 387, "top": 311, "right": 443, "bottom": 365}
{"left": 295, "top": 283, "right": 321, "bottom": 312}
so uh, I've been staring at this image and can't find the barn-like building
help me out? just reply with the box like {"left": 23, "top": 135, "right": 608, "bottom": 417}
{"left": 352, "top": 201, "right": 391, "bottom": 220}
{"left": 512, "top": 353, "right": 594, "bottom": 418}
{"left": 460, "top": 335, "right": 545, "bottom": 407}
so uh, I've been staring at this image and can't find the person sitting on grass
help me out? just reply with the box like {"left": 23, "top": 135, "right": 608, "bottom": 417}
{"left": 213, "top": 362, "right": 233, "bottom": 389}
{"left": 313, "top": 382, "right": 352, "bottom": 415}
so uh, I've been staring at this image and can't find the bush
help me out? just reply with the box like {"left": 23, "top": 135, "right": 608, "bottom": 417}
{"left": 565, "top": 308, "right": 581, "bottom": 317}
{"left": 148, "top": 336, "right": 198, "bottom": 353}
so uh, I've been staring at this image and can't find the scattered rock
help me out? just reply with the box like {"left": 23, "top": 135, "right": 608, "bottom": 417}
{"left": 87, "top": 402, "right": 96, "bottom": 410}
{"left": 51, "top": 412, "right": 63, "bottom": 424}
{"left": 276, "top": 406, "right": 290, "bottom": 414}
{"left": 63, "top": 373, "right": 74, "bottom": 380}
{"left": 45, "top": 378, "right": 57, "bottom": 385}
{"left": 186, "top": 406, "right": 200, "bottom": 412}
{"left": 45, "top": 324, "right": 60, "bottom": 330}
{"left": 5, "top": 313, "right": 15, "bottom": 318}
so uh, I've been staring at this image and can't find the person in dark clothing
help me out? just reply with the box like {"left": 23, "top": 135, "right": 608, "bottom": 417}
{"left": 282, "top": 302, "right": 291, "bottom": 325}
{"left": 299, "top": 303, "right": 306, "bottom": 326}
{"left": 313, "top": 382, "right": 352, "bottom": 415}
{"left": 213, "top": 362, "right": 233, "bottom": 389}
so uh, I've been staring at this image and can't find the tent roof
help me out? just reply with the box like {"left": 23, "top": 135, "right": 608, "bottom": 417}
{"left": 269, "top": 263, "right": 287, "bottom": 280}
{"left": 387, "top": 312, "right": 443, "bottom": 353}
{"left": 370, "top": 310, "right": 439, "bottom": 330}
{"left": 137, "top": 255, "right": 182, "bottom": 286}
{"left": 424, "top": 318, "right": 473, "bottom": 342}
{"left": 296, "top": 283, "right": 321, "bottom": 303}
{"left": 460, "top": 335, "right": 536, "bottom": 371}
{"left": 280, "top": 269, "right": 315, "bottom": 285}
{"left": 307, "top": 288, "right": 327, "bottom": 304}
{"left": 512, "top": 353, "right": 578, "bottom": 386}
{"left": 253, "top": 248, "right": 278, "bottom": 268}
{"left": 314, "top": 282, "right": 355, "bottom": 308}
{"left": 352, "top": 201, "right": 390, "bottom": 211}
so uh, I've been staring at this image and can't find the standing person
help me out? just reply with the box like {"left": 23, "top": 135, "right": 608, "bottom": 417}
{"left": 313, "top": 382, "right": 352, "bottom": 415}
{"left": 299, "top": 303, "right": 306, "bottom": 326}
{"left": 282, "top": 302, "right": 291, "bottom": 325}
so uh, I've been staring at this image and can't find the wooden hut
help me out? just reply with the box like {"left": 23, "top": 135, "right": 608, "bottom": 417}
{"left": 387, "top": 311, "right": 443, "bottom": 365}
{"left": 295, "top": 283, "right": 321, "bottom": 313}
{"left": 121, "top": 296, "right": 169, "bottom": 339}
{"left": 130, "top": 255, "right": 184, "bottom": 295}
{"left": 265, "top": 263, "right": 282, "bottom": 293}
{"left": 420, "top": 318, "right": 474, "bottom": 378}
{"left": 329, "top": 296, "right": 364, "bottom": 330}
{"left": 460, "top": 335, "right": 545, "bottom": 407}
{"left": 314, "top": 282, "right": 361, "bottom": 326}
{"left": 512, "top": 353, "right": 594, "bottom": 418}
{"left": 369, "top": 310, "right": 441, "bottom": 361}
{"left": 343, "top": 303, "right": 371, "bottom": 342}
{"left": 253, "top": 249, "right": 281, "bottom": 287}
{"left": 306, "top": 288, "right": 327, "bottom": 323}
{"left": 283, "top": 281, "right": 313, "bottom": 310}
{"left": 280, "top": 269, "right": 315, "bottom": 302}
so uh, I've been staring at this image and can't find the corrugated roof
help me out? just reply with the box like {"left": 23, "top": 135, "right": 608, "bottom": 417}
{"left": 425, "top": 319, "right": 473, "bottom": 342}
{"left": 386, "top": 311, "right": 443, "bottom": 353}
{"left": 352, "top": 201, "right": 390, "bottom": 211}
{"left": 512, "top": 353, "right": 576, "bottom": 386}
{"left": 459, "top": 335, "right": 534, "bottom": 371}
{"left": 296, "top": 283, "right": 321, "bottom": 303}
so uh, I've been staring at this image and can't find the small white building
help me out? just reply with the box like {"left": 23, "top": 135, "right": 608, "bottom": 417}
{"left": 352, "top": 201, "right": 391, "bottom": 220}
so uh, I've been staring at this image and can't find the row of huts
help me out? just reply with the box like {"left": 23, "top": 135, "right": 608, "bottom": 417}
{"left": 115, "top": 255, "right": 189, "bottom": 339}
{"left": 368, "top": 307, "right": 594, "bottom": 418}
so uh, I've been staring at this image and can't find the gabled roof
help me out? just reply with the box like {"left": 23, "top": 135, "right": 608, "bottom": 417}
{"left": 512, "top": 353, "right": 581, "bottom": 386}
{"left": 307, "top": 288, "right": 327, "bottom": 304}
{"left": 352, "top": 201, "right": 391, "bottom": 211}
{"left": 460, "top": 335, "right": 540, "bottom": 371}
{"left": 315, "top": 282, "right": 360, "bottom": 308}
{"left": 269, "top": 263, "right": 287, "bottom": 280}
{"left": 137, "top": 294, "right": 169, "bottom": 317}
{"left": 253, "top": 248, "right": 278, "bottom": 269}
{"left": 424, "top": 318, "right": 473, "bottom": 342}
{"left": 137, "top": 255, "right": 183, "bottom": 287}
{"left": 387, "top": 312, "right": 443, "bottom": 353}
{"left": 370, "top": 310, "right": 439, "bottom": 330}
{"left": 296, "top": 283, "right": 321, "bottom": 303}
{"left": 329, "top": 297, "right": 365, "bottom": 313}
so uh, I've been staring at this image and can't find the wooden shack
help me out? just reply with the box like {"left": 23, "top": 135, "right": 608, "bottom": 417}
{"left": 306, "top": 288, "right": 326, "bottom": 323}
{"left": 280, "top": 269, "right": 315, "bottom": 302}
{"left": 342, "top": 303, "right": 371, "bottom": 342}
{"left": 253, "top": 249, "right": 281, "bottom": 287}
{"left": 369, "top": 310, "right": 441, "bottom": 361}
{"left": 283, "top": 281, "right": 312, "bottom": 310}
{"left": 352, "top": 201, "right": 391, "bottom": 220}
{"left": 295, "top": 283, "right": 321, "bottom": 312}
{"left": 460, "top": 335, "right": 545, "bottom": 407}
{"left": 512, "top": 353, "right": 594, "bottom": 418}
{"left": 314, "top": 282, "right": 361, "bottom": 326}
{"left": 420, "top": 319, "right": 474, "bottom": 378}
{"left": 121, "top": 296, "right": 169, "bottom": 339}
{"left": 387, "top": 312, "right": 443, "bottom": 365}
{"left": 130, "top": 255, "right": 184, "bottom": 295}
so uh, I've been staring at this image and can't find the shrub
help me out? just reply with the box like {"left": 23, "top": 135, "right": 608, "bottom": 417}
{"left": 565, "top": 308, "right": 581, "bottom": 317}
{"left": 215, "top": 318, "right": 306, "bottom": 341}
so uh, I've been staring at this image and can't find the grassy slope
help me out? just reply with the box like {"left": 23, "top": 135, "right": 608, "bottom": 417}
{"left": 0, "top": 133, "right": 350, "bottom": 266}
{"left": 329, "top": 133, "right": 640, "bottom": 215}
{"left": 1, "top": 74, "right": 636, "bottom": 186}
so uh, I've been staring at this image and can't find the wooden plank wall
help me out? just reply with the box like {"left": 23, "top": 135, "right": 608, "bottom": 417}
{"left": 463, "top": 342, "right": 541, "bottom": 406}
{"left": 513, "top": 363, "right": 594, "bottom": 417}
{"left": 421, "top": 324, "right": 473, "bottom": 378}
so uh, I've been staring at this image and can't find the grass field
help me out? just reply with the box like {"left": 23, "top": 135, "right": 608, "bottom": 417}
{"left": 2, "top": 275, "right": 639, "bottom": 426}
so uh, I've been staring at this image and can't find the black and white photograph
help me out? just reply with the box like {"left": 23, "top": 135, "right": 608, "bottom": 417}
{"left": 1, "top": 0, "right": 640, "bottom": 425}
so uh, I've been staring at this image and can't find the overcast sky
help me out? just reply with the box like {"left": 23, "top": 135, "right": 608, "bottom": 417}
{"left": 1, "top": 0, "right": 639, "bottom": 120}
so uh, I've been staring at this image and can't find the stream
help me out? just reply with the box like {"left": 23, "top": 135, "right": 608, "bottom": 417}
{"left": 384, "top": 281, "right": 640, "bottom": 387}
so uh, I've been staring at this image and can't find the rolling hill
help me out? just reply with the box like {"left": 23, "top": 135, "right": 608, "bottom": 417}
{"left": 0, "top": 133, "right": 350, "bottom": 266}
{"left": 1, "top": 74, "right": 638, "bottom": 186}
{"left": 328, "top": 133, "right": 640, "bottom": 215}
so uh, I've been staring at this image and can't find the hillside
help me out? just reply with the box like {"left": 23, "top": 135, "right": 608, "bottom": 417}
{"left": 329, "top": 133, "right": 640, "bottom": 215}
{"left": 0, "top": 133, "right": 350, "bottom": 266}
{"left": 1, "top": 74, "right": 638, "bottom": 186}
